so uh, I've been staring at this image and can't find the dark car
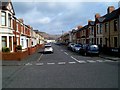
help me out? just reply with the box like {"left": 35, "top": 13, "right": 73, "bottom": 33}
{"left": 79, "top": 44, "right": 88, "bottom": 55}
{"left": 79, "top": 44, "right": 99, "bottom": 56}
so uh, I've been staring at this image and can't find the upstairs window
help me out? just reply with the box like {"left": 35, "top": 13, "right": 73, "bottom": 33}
{"left": 91, "top": 27, "right": 94, "bottom": 35}
{"left": 1, "top": 11, "right": 6, "bottom": 26}
{"left": 96, "top": 25, "right": 99, "bottom": 34}
{"left": 105, "top": 23, "right": 108, "bottom": 32}
{"left": 8, "top": 14, "right": 11, "bottom": 27}
{"left": 100, "top": 24, "right": 102, "bottom": 34}
{"left": 114, "top": 20, "right": 117, "bottom": 31}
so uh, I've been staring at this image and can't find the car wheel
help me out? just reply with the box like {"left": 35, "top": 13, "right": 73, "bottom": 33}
{"left": 84, "top": 52, "right": 87, "bottom": 56}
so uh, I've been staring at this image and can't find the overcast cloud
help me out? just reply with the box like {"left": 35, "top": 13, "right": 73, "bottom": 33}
{"left": 12, "top": 1, "right": 118, "bottom": 35}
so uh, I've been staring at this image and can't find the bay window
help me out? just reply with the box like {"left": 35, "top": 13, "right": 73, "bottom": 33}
{"left": 2, "top": 36, "right": 7, "bottom": 47}
{"left": 1, "top": 11, "right": 6, "bottom": 26}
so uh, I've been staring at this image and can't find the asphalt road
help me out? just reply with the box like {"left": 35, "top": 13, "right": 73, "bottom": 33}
{"left": 2, "top": 44, "right": 119, "bottom": 88}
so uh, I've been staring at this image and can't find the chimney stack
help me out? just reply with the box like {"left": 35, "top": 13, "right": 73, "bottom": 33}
{"left": 88, "top": 19, "right": 92, "bottom": 24}
{"left": 18, "top": 18, "right": 24, "bottom": 23}
{"left": 95, "top": 13, "right": 101, "bottom": 19}
{"left": 107, "top": 6, "right": 115, "bottom": 14}
{"left": 77, "top": 25, "right": 82, "bottom": 29}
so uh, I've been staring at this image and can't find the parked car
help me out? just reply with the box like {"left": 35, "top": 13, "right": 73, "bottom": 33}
{"left": 44, "top": 44, "right": 54, "bottom": 53}
{"left": 79, "top": 44, "right": 99, "bottom": 56}
{"left": 55, "top": 42, "right": 62, "bottom": 46}
{"left": 67, "top": 43, "right": 75, "bottom": 50}
{"left": 45, "top": 43, "right": 51, "bottom": 46}
{"left": 73, "top": 44, "right": 82, "bottom": 52}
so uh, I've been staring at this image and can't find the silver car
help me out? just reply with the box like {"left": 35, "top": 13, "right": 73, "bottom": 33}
{"left": 81, "top": 44, "right": 99, "bottom": 56}
{"left": 44, "top": 45, "right": 54, "bottom": 53}
{"left": 73, "top": 44, "right": 82, "bottom": 52}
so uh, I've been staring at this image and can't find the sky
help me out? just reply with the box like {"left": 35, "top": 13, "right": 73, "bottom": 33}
{"left": 12, "top": 1, "right": 119, "bottom": 35}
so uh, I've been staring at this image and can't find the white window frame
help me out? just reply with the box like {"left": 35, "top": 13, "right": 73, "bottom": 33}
{"left": 1, "top": 11, "right": 6, "bottom": 26}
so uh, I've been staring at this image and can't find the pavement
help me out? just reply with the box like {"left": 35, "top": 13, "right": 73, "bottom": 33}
{"left": 99, "top": 54, "right": 120, "bottom": 61}
{"left": 2, "top": 48, "right": 44, "bottom": 66}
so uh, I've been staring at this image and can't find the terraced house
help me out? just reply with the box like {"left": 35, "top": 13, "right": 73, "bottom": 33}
{"left": 88, "top": 20, "right": 95, "bottom": 44}
{"left": 60, "top": 5, "right": 120, "bottom": 54}
{"left": 95, "top": 13, "right": 103, "bottom": 46}
{"left": 102, "top": 6, "right": 120, "bottom": 50}
{"left": 0, "top": 1, "right": 45, "bottom": 60}
{"left": 0, "top": 1, "right": 15, "bottom": 52}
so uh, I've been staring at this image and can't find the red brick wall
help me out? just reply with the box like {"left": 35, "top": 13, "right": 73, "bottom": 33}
{"left": 18, "top": 22, "right": 21, "bottom": 32}
{"left": 2, "top": 50, "right": 29, "bottom": 61}
{"left": 13, "top": 19, "right": 16, "bottom": 30}
{"left": 76, "top": 31, "right": 81, "bottom": 38}
{"left": 2, "top": 44, "right": 44, "bottom": 61}
{"left": 28, "top": 46, "right": 36, "bottom": 55}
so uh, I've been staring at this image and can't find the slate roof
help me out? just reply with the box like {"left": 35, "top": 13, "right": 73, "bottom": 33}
{"left": 77, "top": 25, "right": 89, "bottom": 32}
{"left": 96, "top": 7, "right": 120, "bottom": 23}
{"left": 88, "top": 21, "right": 95, "bottom": 26}
{"left": 0, "top": 1, "right": 15, "bottom": 15}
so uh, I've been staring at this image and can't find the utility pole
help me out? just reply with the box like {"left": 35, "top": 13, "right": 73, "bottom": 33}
{"left": 62, "top": 30, "right": 64, "bottom": 36}
{"left": 61, "top": 30, "right": 64, "bottom": 43}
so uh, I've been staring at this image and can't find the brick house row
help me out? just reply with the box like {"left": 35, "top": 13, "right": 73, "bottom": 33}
{"left": 0, "top": 1, "right": 45, "bottom": 54}
{"left": 60, "top": 6, "right": 120, "bottom": 51}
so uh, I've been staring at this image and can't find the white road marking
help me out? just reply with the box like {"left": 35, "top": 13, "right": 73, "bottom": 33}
{"left": 96, "top": 60, "right": 104, "bottom": 62}
{"left": 36, "top": 63, "right": 44, "bottom": 66}
{"left": 71, "top": 56, "right": 81, "bottom": 63}
{"left": 64, "top": 52, "right": 69, "bottom": 55}
{"left": 104, "top": 60, "right": 117, "bottom": 62}
{"left": 78, "top": 60, "right": 87, "bottom": 63}
{"left": 25, "top": 63, "right": 32, "bottom": 66}
{"left": 69, "top": 62, "right": 76, "bottom": 64}
{"left": 47, "top": 63, "right": 55, "bottom": 65}
{"left": 37, "top": 54, "right": 43, "bottom": 62}
{"left": 58, "top": 62, "right": 66, "bottom": 65}
{"left": 87, "top": 60, "right": 96, "bottom": 63}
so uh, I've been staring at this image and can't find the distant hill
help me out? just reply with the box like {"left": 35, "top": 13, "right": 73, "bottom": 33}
{"left": 39, "top": 31, "right": 60, "bottom": 40}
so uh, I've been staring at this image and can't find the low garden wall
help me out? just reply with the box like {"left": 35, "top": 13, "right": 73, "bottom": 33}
{"left": 102, "top": 47, "right": 120, "bottom": 57}
{"left": 2, "top": 50, "right": 28, "bottom": 61}
{"left": 2, "top": 44, "right": 44, "bottom": 61}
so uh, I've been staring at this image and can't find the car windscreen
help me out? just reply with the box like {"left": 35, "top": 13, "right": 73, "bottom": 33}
{"left": 71, "top": 44, "right": 74, "bottom": 45}
{"left": 45, "top": 46, "right": 51, "bottom": 48}
{"left": 75, "top": 44, "right": 81, "bottom": 47}
{"left": 90, "top": 45, "right": 99, "bottom": 50}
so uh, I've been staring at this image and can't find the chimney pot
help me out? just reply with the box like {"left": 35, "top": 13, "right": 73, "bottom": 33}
{"left": 18, "top": 18, "right": 24, "bottom": 23}
{"left": 95, "top": 13, "right": 101, "bottom": 19}
{"left": 77, "top": 26, "right": 82, "bottom": 29}
{"left": 107, "top": 6, "right": 115, "bottom": 13}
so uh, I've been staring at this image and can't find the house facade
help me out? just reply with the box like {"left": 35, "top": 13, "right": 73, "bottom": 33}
{"left": 94, "top": 13, "right": 104, "bottom": 46}
{"left": 88, "top": 20, "right": 95, "bottom": 44}
{"left": 102, "top": 6, "right": 120, "bottom": 50}
{"left": 0, "top": 1, "right": 45, "bottom": 59}
{"left": 0, "top": 2, "right": 15, "bottom": 52}
{"left": 59, "top": 5, "right": 120, "bottom": 55}
{"left": 71, "top": 29, "right": 77, "bottom": 43}
{"left": 76, "top": 26, "right": 82, "bottom": 44}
